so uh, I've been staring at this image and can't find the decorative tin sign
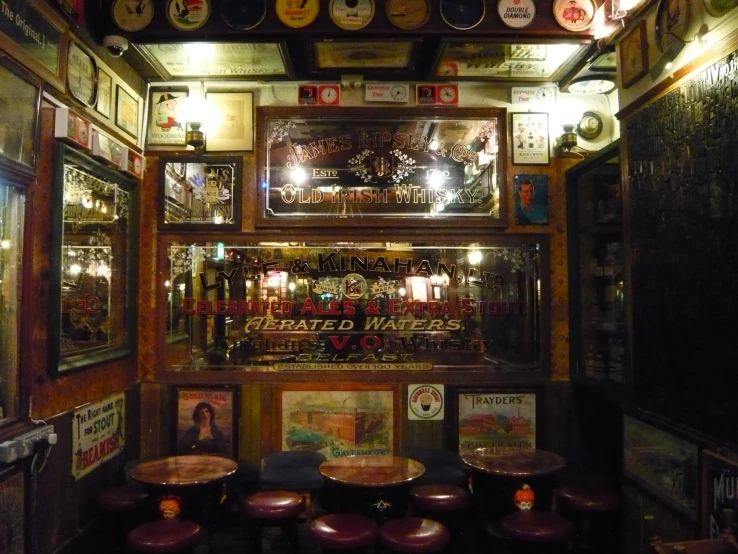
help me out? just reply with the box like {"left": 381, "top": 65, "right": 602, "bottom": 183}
{"left": 329, "top": 0, "right": 375, "bottom": 30}
{"left": 552, "top": 0, "right": 595, "bottom": 31}
{"left": 54, "top": 107, "right": 91, "bottom": 149}
{"left": 386, "top": 0, "right": 430, "bottom": 30}
{"left": 67, "top": 42, "right": 97, "bottom": 107}
{"left": 457, "top": 392, "right": 536, "bottom": 455}
{"left": 72, "top": 393, "right": 126, "bottom": 480}
{"left": 275, "top": 0, "right": 319, "bottom": 28}
{"left": 365, "top": 84, "right": 410, "bottom": 103}
{"left": 166, "top": 0, "right": 210, "bottom": 31}
{"left": 408, "top": 384, "right": 444, "bottom": 420}
{"left": 702, "top": 450, "right": 738, "bottom": 537}
{"left": 497, "top": 0, "right": 536, "bottom": 28}
{"left": 112, "top": 0, "right": 154, "bottom": 31}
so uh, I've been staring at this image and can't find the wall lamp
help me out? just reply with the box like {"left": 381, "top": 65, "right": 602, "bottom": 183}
{"left": 649, "top": 38, "right": 685, "bottom": 80}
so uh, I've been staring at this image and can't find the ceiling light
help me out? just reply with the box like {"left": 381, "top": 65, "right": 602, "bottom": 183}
{"left": 565, "top": 75, "right": 616, "bottom": 95}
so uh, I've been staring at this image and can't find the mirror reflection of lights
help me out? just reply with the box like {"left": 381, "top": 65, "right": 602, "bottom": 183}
{"left": 165, "top": 280, "right": 171, "bottom": 288}
{"left": 429, "top": 140, "right": 439, "bottom": 150}
{"left": 288, "top": 282, "right": 296, "bottom": 291}
{"left": 70, "top": 264, "right": 82, "bottom": 275}
{"left": 289, "top": 168, "right": 308, "bottom": 185}
{"left": 245, "top": 280, "right": 252, "bottom": 288}
{"left": 427, "top": 171, "right": 444, "bottom": 188}
{"left": 1, "top": 240, "right": 10, "bottom": 249}
{"left": 213, "top": 212, "right": 224, "bottom": 225}
{"left": 178, "top": 283, "right": 186, "bottom": 291}
{"left": 468, "top": 250, "right": 483, "bottom": 265}
{"left": 398, "top": 287, "right": 407, "bottom": 297}
{"left": 97, "top": 263, "right": 110, "bottom": 279}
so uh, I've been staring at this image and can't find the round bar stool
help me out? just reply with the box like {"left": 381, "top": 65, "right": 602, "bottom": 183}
{"left": 500, "top": 510, "right": 573, "bottom": 554}
{"left": 97, "top": 483, "right": 150, "bottom": 553}
{"left": 555, "top": 483, "right": 619, "bottom": 553}
{"left": 379, "top": 517, "right": 450, "bottom": 554}
{"left": 409, "top": 484, "right": 469, "bottom": 545}
{"left": 309, "top": 513, "right": 379, "bottom": 552}
{"left": 126, "top": 518, "right": 202, "bottom": 554}
{"left": 243, "top": 490, "right": 304, "bottom": 554}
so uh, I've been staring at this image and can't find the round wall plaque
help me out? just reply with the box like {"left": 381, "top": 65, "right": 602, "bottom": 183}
{"left": 67, "top": 42, "right": 97, "bottom": 107}
{"left": 552, "top": 0, "right": 595, "bottom": 32}
{"left": 440, "top": 0, "right": 485, "bottom": 30}
{"left": 112, "top": 0, "right": 154, "bottom": 32}
{"left": 704, "top": 0, "right": 738, "bottom": 18}
{"left": 275, "top": 0, "right": 319, "bottom": 29}
{"left": 166, "top": 0, "right": 210, "bottom": 31}
{"left": 221, "top": 0, "right": 265, "bottom": 29}
{"left": 655, "top": 0, "right": 690, "bottom": 53}
{"left": 329, "top": 0, "right": 375, "bottom": 31}
{"left": 386, "top": 0, "right": 430, "bottom": 30}
{"left": 497, "top": 0, "right": 536, "bottom": 29}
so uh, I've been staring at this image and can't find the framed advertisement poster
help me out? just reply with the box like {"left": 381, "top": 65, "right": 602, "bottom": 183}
{"left": 277, "top": 383, "right": 399, "bottom": 458}
{"left": 0, "top": 468, "right": 26, "bottom": 554}
{"left": 623, "top": 414, "right": 699, "bottom": 520}
{"left": 174, "top": 386, "right": 238, "bottom": 457}
{"left": 702, "top": 450, "right": 738, "bottom": 537}
{"left": 205, "top": 91, "right": 253, "bottom": 152}
{"left": 511, "top": 112, "right": 549, "bottom": 165}
{"left": 456, "top": 391, "right": 537, "bottom": 455}
{"left": 311, "top": 38, "right": 421, "bottom": 73}
{"left": 95, "top": 68, "right": 113, "bottom": 118}
{"left": 115, "top": 85, "right": 139, "bottom": 140}
{"left": 513, "top": 174, "right": 548, "bottom": 225}
{"left": 147, "top": 87, "right": 188, "bottom": 147}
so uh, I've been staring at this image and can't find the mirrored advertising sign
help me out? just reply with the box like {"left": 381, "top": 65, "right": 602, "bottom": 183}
{"left": 258, "top": 109, "right": 505, "bottom": 225}
{"left": 165, "top": 241, "right": 543, "bottom": 371}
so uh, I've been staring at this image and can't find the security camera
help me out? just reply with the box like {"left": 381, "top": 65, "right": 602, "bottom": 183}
{"left": 103, "top": 35, "right": 129, "bottom": 58}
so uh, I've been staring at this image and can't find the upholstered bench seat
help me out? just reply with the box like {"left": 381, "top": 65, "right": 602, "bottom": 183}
{"left": 309, "top": 514, "right": 378, "bottom": 550}
{"left": 126, "top": 519, "right": 202, "bottom": 553}
{"left": 244, "top": 490, "right": 304, "bottom": 519}
{"left": 500, "top": 511, "right": 573, "bottom": 544}
{"left": 380, "top": 517, "right": 450, "bottom": 553}
{"left": 410, "top": 484, "right": 469, "bottom": 512}
{"left": 556, "top": 483, "right": 619, "bottom": 512}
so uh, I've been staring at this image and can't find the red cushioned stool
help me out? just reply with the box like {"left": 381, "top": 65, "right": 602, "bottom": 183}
{"left": 500, "top": 510, "right": 573, "bottom": 554}
{"left": 98, "top": 483, "right": 150, "bottom": 553}
{"left": 380, "top": 517, "right": 450, "bottom": 554}
{"left": 309, "top": 513, "right": 378, "bottom": 552}
{"left": 243, "top": 490, "right": 304, "bottom": 554}
{"left": 126, "top": 518, "right": 202, "bottom": 553}
{"left": 555, "top": 483, "right": 619, "bottom": 553}
{"left": 409, "top": 484, "right": 469, "bottom": 548}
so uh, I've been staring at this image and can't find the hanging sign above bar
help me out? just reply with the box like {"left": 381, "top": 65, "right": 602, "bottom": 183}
{"left": 258, "top": 108, "right": 506, "bottom": 226}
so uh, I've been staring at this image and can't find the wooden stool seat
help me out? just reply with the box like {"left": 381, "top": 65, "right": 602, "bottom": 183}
{"left": 556, "top": 483, "right": 618, "bottom": 512}
{"left": 309, "top": 514, "right": 379, "bottom": 550}
{"left": 410, "top": 484, "right": 469, "bottom": 512}
{"left": 126, "top": 519, "right": 202, "bottom": 553}
{"left": 500, "top": 511, "right": 573, "bottom": 544}
{"left": 244, "top": 490, "right": 304, "bottom": 519}
{"left": 380, "top": 517, "right": 450, "bottom": 553}
{"left": 98, "top": 483, "right": 149, "bottom": 512}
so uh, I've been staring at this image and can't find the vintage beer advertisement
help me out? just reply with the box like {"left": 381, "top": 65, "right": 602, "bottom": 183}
{"left": 457, "top": 392, "right": 536, "bottom": 455}
{"left": 72, "top": 393, "right": 125, "bottom": 480}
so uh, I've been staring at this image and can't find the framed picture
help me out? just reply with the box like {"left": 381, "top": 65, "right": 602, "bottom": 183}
{"left": 174, "top": 386, "right": 238, "bottom": 457}
{"left": 276, "top": 383, "right": 399, "bottom": 458}
{"left": 589, "top": 47, "right": 617, "bottom": 72}
{"left": 511, "top": 112, "right": 549, "bottom": 165}
{"left": 115, "top": 85, "right": 139, "bottom": 140}
{"left": 455, "top": 390, "right": 537, "bottom": 456}
{"left": 619, "top": 20, "right": 648, "bottom": 88}
{"left": 205, "top": 91, "right": 254, "bottom": 152}
{"left": 158, "top": 155, "right": 242, "bottom": 230}
{"left": 95, "top": 68, "right": 112, "bottom": 118}
{"left": 0, "top": 56, "right": 42, "bottom": 170}
{"left": 146, "top": 86, "right": 189, "bottom": 147}
{"left": 702, "top": 450, "right": 738, "bottom": 537}
{"left": 310, "top": 38, "right": 422, "bottom": 75}
{"left": 514, "top": 174, "right": 549, "bottom": 225}
{"left": 623, "top": 414, "right": 699, "bottom": 520}
{"left": 0, "top": 468, "right": 26, "bottom": 554}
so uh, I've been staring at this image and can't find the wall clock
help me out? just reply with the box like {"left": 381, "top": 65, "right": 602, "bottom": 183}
{"left": 576, "top": 111, "right": 603, "bottom": 140}
{"left": 440, "top": 0, "right": 485, "bottom": 30}
{"left": 221, "top": 0, "right": 265, "bottom": 29}
{"left": 386, "top": 0, "right": 430, "bottom": 30}
{"left": 275, "top": 0, "right": 319, "bottom": 28}
{"left": 319, "top": 85, "right": 341, "bottom": 105}
{"left": 552, "top": 0, "right": 595, "bottom": 32}
{"left": 438, "top": 84, "right": 458, "bottom": 104}
{"left": 329, "top": 0, "right": 375, "bottom": 31}
{"left": 112, "top": 0, "right": 154, "bottom": 31}
{"left": 67, "top": 42, "right": 97, "bottom": 107}
{"left": 655, "top": 0, "right": 690, "bottom": 53}
{"left": 166, "top": 0, "right": 211, "bottom": 31}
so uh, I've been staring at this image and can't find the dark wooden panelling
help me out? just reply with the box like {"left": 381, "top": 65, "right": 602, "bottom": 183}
{"left": 625, "top": 48, "right": 738, "bottom": 446}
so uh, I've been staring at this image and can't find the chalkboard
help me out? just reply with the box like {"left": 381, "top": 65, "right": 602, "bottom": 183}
{"left": 625, "top": 50, "right": 738, "bottom": 444}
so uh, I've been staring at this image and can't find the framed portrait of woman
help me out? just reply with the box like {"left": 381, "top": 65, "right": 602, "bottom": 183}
{"left": 174, "top": 386, "right": 238, "bottom": 457}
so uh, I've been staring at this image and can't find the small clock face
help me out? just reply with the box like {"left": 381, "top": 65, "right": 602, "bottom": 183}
{"left": 390, "top": 85, "right": 408, "bottom": 102}
{"left": 320, "top": 86, "right": 339, "bottom": 104}
{"left": 438, "top": 85, "right": 457, "bottom": 104}
{"left": 67, "top": 42, "right": 97, "bottom": 107}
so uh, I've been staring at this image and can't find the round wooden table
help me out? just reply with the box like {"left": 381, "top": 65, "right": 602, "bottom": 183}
{"left": 129, "top": 455, "right": 239, "bottom": 540}
{"left": 461, "top": 448, "right": 567, "bottom": 532}
{"left": 319, "top": 455, "right": 425, "bottom": 521}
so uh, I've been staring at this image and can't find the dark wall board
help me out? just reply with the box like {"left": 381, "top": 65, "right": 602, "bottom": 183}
{"left": 625, "top": 50, "right": 738, "bottom": 445}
